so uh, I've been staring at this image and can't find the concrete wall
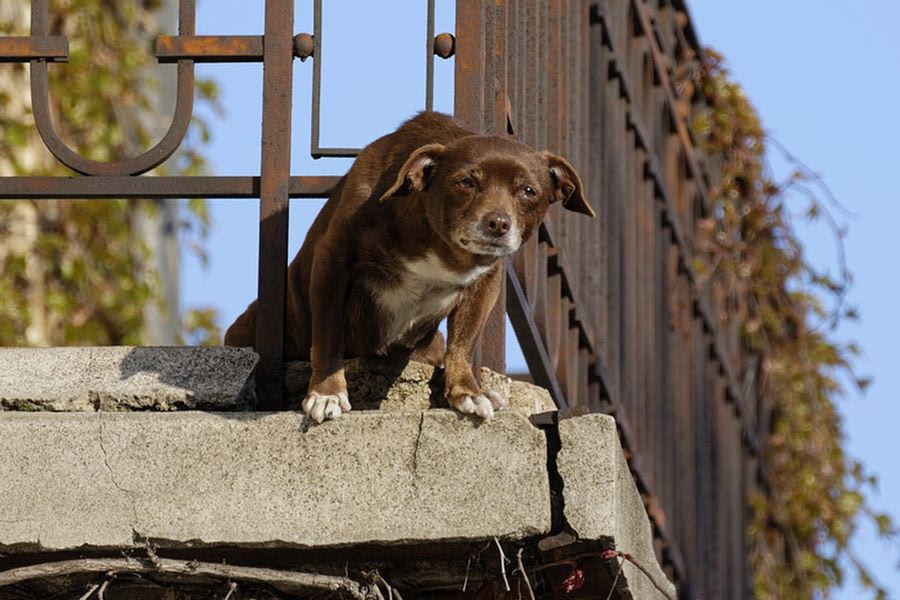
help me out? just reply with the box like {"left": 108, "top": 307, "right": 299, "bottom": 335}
{"left": 0, "top": 347, "right": 674, "bottom": 599}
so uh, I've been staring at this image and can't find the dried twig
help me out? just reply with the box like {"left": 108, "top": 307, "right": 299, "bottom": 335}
{"left": 145, "top": 542, "right": 162, "bottom": 569}
{"left": 493, "top": 537, "right": 510, "bottom": 592}
{"left": 367, "top": 570, "right": 403, "bottom": 600}
{"left": 222, "top": 581, "right": 238, "bottom": 600}
{"left": 461, "top": 556, "right": 471, "bottom": 592}
{"left": 600, "top": 551, "right": 675, "bottom": 600}
{"left": 97, "top": 577, "right": 111, "bottom": 600}
{"left": 375, "top": 574, "right": 392, "bottom": 600}
{"left": 767, "top": 136, "right": 856, "bottom": 218}
{"left": 515, "top": 548, "right": 535, "bottom": 600}
{"left": 368, "top": 583, "right": 386, "bottom": 600}
{"left": 602, "top": 557, "right": 624, "bottom": 600}
{"left": 0, "top": 558, "right": 375, "bottom": 600}
{"left": 76, "top": 583, "right": 100, "bottom": 600}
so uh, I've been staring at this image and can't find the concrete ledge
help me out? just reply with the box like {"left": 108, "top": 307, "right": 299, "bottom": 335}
{"left": 0, "top": 346, "right": 554, "bottom": 416}
{"left": 0, "top": 410, "right": 551, "bottom": 551}
{"left": 0, "top": 346, "right": 257, "bottom": 411}
{"left": 558, "top": 414, "right": 677, "bottom": 599}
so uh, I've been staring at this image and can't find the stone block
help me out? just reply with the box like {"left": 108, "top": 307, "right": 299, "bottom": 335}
{"left": 0, "top": 346, "right": 257, "bottom": 411}
{"left": 557, "top": 414, "right": 676, "bottom": 600}
{"left": 0, "top": 410, "right": 550, "bottom": 551}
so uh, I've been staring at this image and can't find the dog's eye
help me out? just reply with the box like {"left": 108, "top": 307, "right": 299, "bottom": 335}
{"left": 458, "top": 176, "right": 476, "bottom": 189}
{"left": 523, "top": 186, "right": 537, "bottom": 198}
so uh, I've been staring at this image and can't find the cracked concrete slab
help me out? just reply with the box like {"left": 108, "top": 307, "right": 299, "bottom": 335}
{"left": 0, "top": 410, "right": 551, "bottom": 551}
{"left": 557, "top": 414, "right": 676, "bottom": 599}
{"left": 0, "top": 346, "right": 674, "bottom": 598}
{"left": 0, "top": 346, "right": 258, "bottom": 411}
{"left": 0, "top": 347, "right": 552, "bottom": 416}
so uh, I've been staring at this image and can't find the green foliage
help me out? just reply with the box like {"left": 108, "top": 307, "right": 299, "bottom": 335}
{"left": 180, "top": 307, "right": 221, "bottom": 347}
{"left": 0, "top": 0, "right": 220, "bottom": 346}
{"left": 686, "top": 48, "right": 896, "bottom": 598}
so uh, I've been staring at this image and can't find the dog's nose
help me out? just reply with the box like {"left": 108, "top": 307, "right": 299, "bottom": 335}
{"left": 482, "top": 211, "right": 511, "bottom": 237}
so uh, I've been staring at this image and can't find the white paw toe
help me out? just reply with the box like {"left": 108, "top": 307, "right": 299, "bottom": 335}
{"left": 454, "top": 395, "right": 477, "bottom": 415}
{"left": 485, "top": 390, "right": 508, "bottom": 410}
{"left": 336, "top": 391, "right": 351, "bottom": 412}
{"left": 303, "top": 391, "right": 351, "bottom": 423}
{"left": 472, "top": 395, "right": 495, "bottom": 419}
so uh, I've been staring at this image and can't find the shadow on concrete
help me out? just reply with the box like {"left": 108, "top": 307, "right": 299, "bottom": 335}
{"left": 114, "top": 346, "right": 258, "bottom": 412}
{"left": 283, "top": 356, "right": 446, "bottom": 411}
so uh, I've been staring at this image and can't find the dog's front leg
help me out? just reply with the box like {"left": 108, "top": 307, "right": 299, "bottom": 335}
{"left": 444, "top": 264, "right": 508, "bottom": 419}
{"left": 304, "top": 235, "right": 352, "bottom": 423}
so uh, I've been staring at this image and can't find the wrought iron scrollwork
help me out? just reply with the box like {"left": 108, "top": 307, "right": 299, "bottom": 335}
{"left": 26, "top": 0, "right": 196, "bottom": 176}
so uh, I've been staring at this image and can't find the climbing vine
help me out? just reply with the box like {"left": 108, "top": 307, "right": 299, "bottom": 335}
{"left": 682, "top": 47, "right": 896, "bottom": 597}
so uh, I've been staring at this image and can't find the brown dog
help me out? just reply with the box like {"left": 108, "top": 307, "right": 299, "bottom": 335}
{"left": 225, "top": 112, "right": 593, "bottom": 422}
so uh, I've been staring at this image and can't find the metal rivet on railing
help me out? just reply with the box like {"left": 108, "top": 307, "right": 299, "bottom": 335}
{"left": 293, "top": 33, "right": 314, "bottom": 61}
{"left": 433, "top": 32, "right": 455, "bottom": 58}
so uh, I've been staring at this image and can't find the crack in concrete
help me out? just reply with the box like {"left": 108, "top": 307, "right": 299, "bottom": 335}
{"left": 531, "top": 413, "right": 570, "bottom": 538}
{"left": 97, "top": 411, "right": 139, "bottom": 530}
{"left": 411, "top": 412, "right": 426, "bottom": 485}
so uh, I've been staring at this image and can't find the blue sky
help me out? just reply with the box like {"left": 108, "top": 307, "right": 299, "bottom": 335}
{"left": 181, "top": 1, "right": 899, "bottom": 595}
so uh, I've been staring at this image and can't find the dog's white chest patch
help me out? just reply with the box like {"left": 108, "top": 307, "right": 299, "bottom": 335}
{"left": 373, "top": 252, "right": 491, "bottom": 348}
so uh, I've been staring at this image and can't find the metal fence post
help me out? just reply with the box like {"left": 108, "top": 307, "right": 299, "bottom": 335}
{"left": 254, "top": 0, "right": 295, "bottom": 409}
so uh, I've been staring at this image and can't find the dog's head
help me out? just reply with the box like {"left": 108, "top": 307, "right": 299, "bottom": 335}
{"left": 380, "top": 136, "right": 594, "bottom": 258}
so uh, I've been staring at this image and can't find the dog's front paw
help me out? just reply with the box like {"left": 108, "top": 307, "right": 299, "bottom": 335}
{"left": 302, "top": 390, "right": 352, "bottom": 423}
{"left": 447, "top": 389, "right": 507, "bottom": 420}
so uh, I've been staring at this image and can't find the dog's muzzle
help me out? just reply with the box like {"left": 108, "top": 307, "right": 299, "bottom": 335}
{"left": 455, "top": 215, "right": 522, "bottom": 257}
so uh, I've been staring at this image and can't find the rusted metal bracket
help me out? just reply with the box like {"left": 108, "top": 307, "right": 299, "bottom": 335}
{"left": 0, "top": 176, "right": 339, "bottom": 200}
{"left": 0, "top": 36, "right": 67, "bottom": 62}
{"left": 155, "top": 35, "right": 264, "bottom": 62}
{"left": 155, "top": 34, "right": 316, "bottom": 63}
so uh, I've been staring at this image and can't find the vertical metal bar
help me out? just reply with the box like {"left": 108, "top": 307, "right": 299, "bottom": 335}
{"left": 546, "top": 0, "right": 565, "bottom": 397}
{"left": 177, "top": 0, "right": 196, "bottom": 44}
{"left": 454, "top": 0, "right": 484, "bottom": 132}
{"left": 505, "top": 1, "right": 517, "bottom": 132}
{"left": 678, "top": 255, "right": 698, "bottom": 585}
{"left": 523, "top": 0, "right": 537, "bottom": 146}
{"left": 490, "top": 0, "right": 508, "bottom": 132}
{"left": 536, "top": 0, "right": 549, "bottom": 151}
{"left": 30, "top": 0, "right": 48, "bottom": 36}
{"left": 455, "top": 0, "right": 505, "bottom": 372}
{"left": 478, "top": 0, "right": 508, "bottom": 372}
{"left": 656, "top": 199, "right": 671, "bottom": 523}
{"left": 255, "top": 0, "right": 294, "bottom": 410}
{"left": 425, "top": 0, "right": 435, "bottom": 110}
{"left": 310, "top": 0, "right": 323, "bottom": 157}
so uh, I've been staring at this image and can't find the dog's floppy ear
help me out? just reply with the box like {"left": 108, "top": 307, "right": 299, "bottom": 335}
{"left": 541, "top": 152, "right": 595, "bottom": 217}
{"left": 379, "top": 143, "right": 445, "bottom": 201}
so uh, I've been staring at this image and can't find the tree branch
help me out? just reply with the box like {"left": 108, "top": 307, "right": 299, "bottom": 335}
{"left": 0, "top": 557, "right": 375, "bottom": 600}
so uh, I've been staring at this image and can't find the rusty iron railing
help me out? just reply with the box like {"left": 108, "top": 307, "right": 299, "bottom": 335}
{"left": 1, "top": 1, "right": 766, "bottom": 597}
{"left": 455, "top": 1, "right": 765, "bottom": 598}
